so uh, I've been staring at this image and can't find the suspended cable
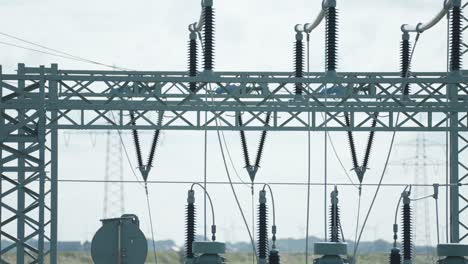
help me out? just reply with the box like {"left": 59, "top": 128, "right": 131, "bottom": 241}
{"left": 410, "top": 194, "right": 434, "bottom": 202}
{"left": 109, "top": 111, "right": 144, "bottom": 188}
{"left": 352, "top": 193, "right": 362, "bottom": 260}
{"left": 305, "top": 32, "right": 312, "bottom": 264}
{"left": 323, "top": 3, "right": 340, "bottom": 243}
{"left": 145, "top": 185, "right": 159, "bottom": 264}
{"left": 27, "top": 178, "right": 464, "bottom": 186}
{"left": 220, "top": 130, "right": 250, "bottom": 187}
{"left": 199, "top": 16, "right": 258, "bottom": 258}
{"left": 394, "top": 186, "right": 410, "bottom": 235}
{"left": 262, "top": 184, "right": 277, "bottom": 227}
{"left": 208, "top": 80, "right": 257, "bottom": 261}
{"left": 435, "top": 194, "right": 441, "bottom": 245}
{"left": 319, "top": 114, "right": 358, "bottom": 188}
{"left": 203, "top": 124, "right": 208, "bottom": 241}
{"left": 352, "top": 114, "right": 400, "bottom": 262}
{"left": 129, "top": 110, "right": 161, "bottom": 264}
{"left": 198, "top": 33, "right": 210, "bottom": 241}
{"left": 237, "top": 110, "right": 272, "bottom": 264}
{"left": 109, "top": 111, "right": 158, "bottom": 262}
{"left": 0, "top": 41, "right": 93, "bottom": 63}
{"left": 113, "top": 110, "right": 163, "bottom": 263}
{"left": 251, "top": 188, "right": 256, "bottom": 264}
{"left": 200, "top": 23, "right": 256, "bottom": 250}
{"left": 215, "top": 118, "right": 258, "bottom": 261}
{"left": 445, "top": 9, "right": 450, "bottom": 245}
{"left": 0, "top": 35, "right": 131, "bottom": 70}
{"left": 353, "top": 32, "right": 421, "bottom": 261}
{"left": 190, "top": 183, "right": 217, "bottom": 231}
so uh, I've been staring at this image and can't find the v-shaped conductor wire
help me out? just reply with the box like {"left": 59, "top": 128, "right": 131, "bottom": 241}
{"left": 238, "top": 112, "right": 272, "bottom": 182}
{"left": 130, "top": 110, "right": 164, "bottom": 182}
{"left": 344, "top": 112, "right": 378, "bottom": 183}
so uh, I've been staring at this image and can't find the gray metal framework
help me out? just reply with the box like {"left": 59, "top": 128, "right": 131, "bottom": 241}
{"left": 0, "top": 64, "right": 467, "bottom": 263}
{"left": 3, "top": 68, "right": 468, "bottom": 132}
{"left": 1, "top": 4, "right": 468, "bottom": 263}
{"left": 1, "top": 64, "right": 57, "bottom": 263}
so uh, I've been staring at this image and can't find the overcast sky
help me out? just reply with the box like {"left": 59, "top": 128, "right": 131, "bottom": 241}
{"left": 0, "top": 0, "right": 462, "bottom": 251}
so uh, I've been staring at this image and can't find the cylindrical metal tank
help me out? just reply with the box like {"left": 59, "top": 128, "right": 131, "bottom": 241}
{"left": 91, "top": 214, "right": 148, "bottom": 264}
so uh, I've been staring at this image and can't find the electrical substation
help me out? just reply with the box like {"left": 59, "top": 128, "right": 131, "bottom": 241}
{"left": 1, "top": 0, "right": 468, "bottom": 263}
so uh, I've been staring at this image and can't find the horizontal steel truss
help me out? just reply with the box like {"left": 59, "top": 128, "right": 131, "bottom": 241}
{"left": 1, "top": 66, "right": 468, "bottom": 132}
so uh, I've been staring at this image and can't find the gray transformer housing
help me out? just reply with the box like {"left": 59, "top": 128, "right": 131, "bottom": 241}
{"left": 91, "top": 214, "right": 148, "bottom": 264}
{"left": 314, "top": 242, "right": 348, "bottom": 264}
{"left": 192, "top": 241, "right": 226, "bottom": 264}
{"left": 437, "top": 244, "right": 468, "bottom": 264}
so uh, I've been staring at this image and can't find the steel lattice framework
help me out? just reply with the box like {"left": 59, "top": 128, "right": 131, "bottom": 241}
{"left": 1, "top": 6, "right": 468, "bottom": 264}
{"left": 1, "top": 64, "right": 468, "bottom": 263}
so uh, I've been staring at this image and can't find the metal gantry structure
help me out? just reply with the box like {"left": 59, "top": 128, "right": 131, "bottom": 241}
{"left": 1, "top": 1, "right": 468, "bottom": 264}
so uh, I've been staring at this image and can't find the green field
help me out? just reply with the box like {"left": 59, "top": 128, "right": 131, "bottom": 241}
{"left": 1, "top": 252, "right": 437, "bottom": 263}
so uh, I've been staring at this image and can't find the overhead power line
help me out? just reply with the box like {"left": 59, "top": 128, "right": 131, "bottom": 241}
{"left": 18, "top": 178, "right": 464, "bottom": 187}
{"left": 0, "top": 31, "right": 131, "bottom": 70}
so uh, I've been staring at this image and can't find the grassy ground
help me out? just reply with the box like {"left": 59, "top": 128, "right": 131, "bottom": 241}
{"left": 1, "top": 252, "right": 437, "bottom": 263}
{"left": 226, "top": 253, "right": 436, "bottom": 264}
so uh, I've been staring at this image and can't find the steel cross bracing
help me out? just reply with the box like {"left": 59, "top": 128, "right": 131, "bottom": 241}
{"left": 1, "top": 64, "right": 57, "bottom": 263}
{"left": 454, "top": 3, "right": 468, "bottom": 244}
{"left": 1, "top": 67, "right": 468, "bottom": 132}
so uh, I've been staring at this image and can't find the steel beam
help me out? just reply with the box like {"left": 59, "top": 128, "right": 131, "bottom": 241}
{"left": 0, "top": 65, "right": 3, "bottom": 262}
{"left": 1, "top": 70, "right": 466, "bottom": 131}
{"left": 49, "top": 63, "right": 58, "bottom": 264}
{"left": 16, "top": 64, "right": 25, "bottom": 264}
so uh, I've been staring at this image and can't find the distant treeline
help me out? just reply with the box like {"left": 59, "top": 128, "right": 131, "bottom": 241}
{"left": 225, "top": 237, "right": 435, "bottom": 254}
{"left": 0, "top": 240, "right": 177, "bottom": 253}
{"left": 1, "top": 237, "right": 435, "bottom": 255}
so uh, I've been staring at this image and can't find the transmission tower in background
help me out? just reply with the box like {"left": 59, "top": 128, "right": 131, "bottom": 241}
{"left": 391, "top": 132, "right": 444, "bottom": 256}
{"left": 64, "top": 128, "right": 158, "bottom": 218}
{"left": 103, "top": 131, "right": 125, "bottom": 218}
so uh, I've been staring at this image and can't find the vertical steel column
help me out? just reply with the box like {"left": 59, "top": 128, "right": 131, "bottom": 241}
{"left": 450, "top": 0, "right": 463, "bottom": 243}
{"left": 0, "top": 65, "right": 3, "bottom": 260}
{"left": 16, "top": 63, "right": 25, "bottom": 264}
{"left": 0, "top": 63, "right": 50, "bottom": 263}
{"left": 37, "top": 66, "right": 46, "bottom": 264}
{"left": 449, "top": 103, "right": 459, "bottom": 243}
{"left": 458, "top": 0, "right": 468, "bottom": 244}
{"left": 49, "top": 63, "right": 59, "bottom": 264}
{"left": 448, "top": 72, "right": 460, "bottom": 244}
